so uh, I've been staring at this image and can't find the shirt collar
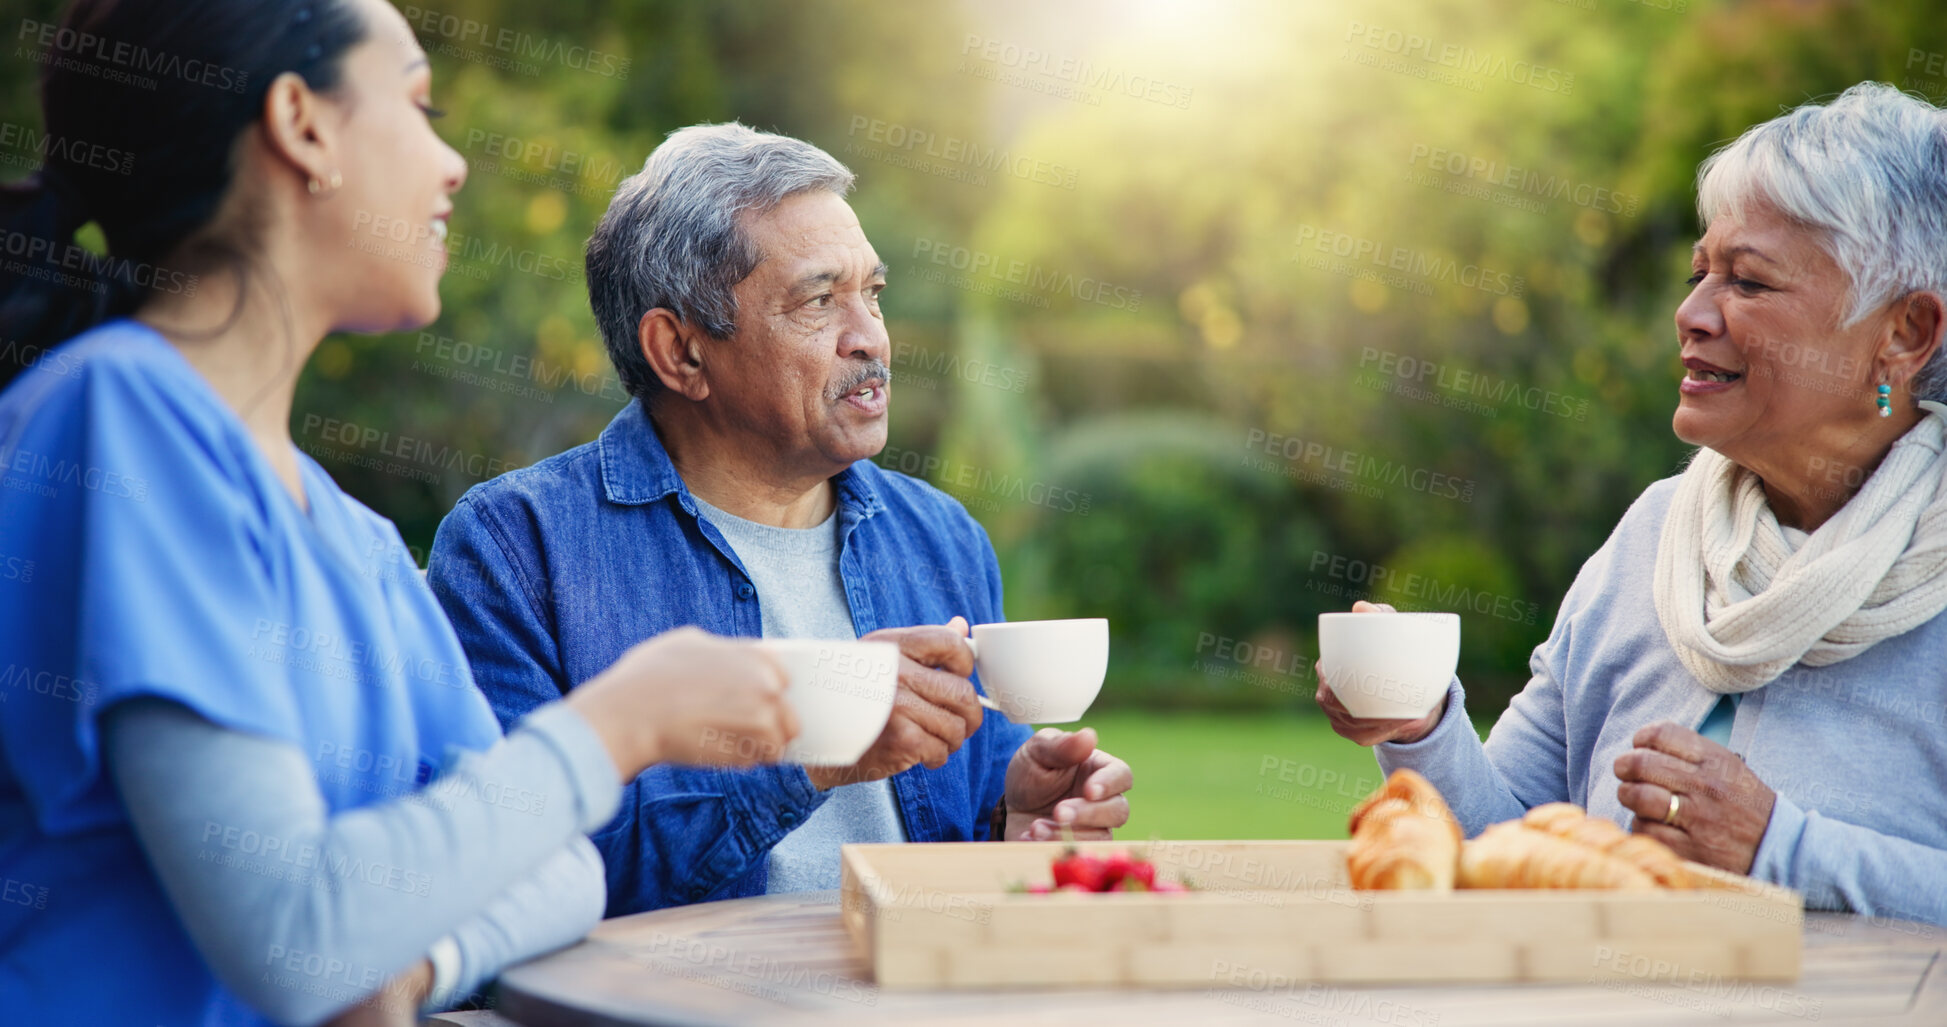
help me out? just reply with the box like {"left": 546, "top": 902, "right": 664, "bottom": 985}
{"left": 597, "top": 397, "right": 886, "bottom": 520}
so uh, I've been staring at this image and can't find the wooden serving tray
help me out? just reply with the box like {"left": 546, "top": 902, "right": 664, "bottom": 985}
{"left": 839, "top": 840, "right": 1802, "bottom": 990}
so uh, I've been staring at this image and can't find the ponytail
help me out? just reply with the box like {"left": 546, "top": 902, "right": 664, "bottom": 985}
{"left": 0, "top": 172, "right": 148, "bottom": 368}
{"left": 0, "top": 0, "right": 366, "bottom": 387}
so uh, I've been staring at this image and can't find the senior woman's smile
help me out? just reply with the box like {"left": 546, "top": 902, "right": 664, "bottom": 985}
{"left": 1679, "top": 356, "right": 1741, "bottom": 392}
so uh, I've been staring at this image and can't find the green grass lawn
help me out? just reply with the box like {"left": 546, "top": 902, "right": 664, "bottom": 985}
{"left": 1072, "top": 711, "right": 1387, "bottom": 842}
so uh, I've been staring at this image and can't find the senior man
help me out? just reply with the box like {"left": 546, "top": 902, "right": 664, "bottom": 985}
{"left": 429, "top": 123, "right": 1131, "bottom": 914}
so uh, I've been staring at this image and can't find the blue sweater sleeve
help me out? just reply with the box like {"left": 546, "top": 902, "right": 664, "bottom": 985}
{"left": 1752, "top": 793, "right": 1947, "bottom": 922}
{"left": 429, "top": 496, "right": 827, "bottom": 914}
{"left": 1375, "top": 535, "right": 1593, "bottom": 834}
{"left": 103, "top": 698, "right": 617, "bottom": 1026}
{"left": 1375, "top": 676, "right": 1533, "bottom": 835}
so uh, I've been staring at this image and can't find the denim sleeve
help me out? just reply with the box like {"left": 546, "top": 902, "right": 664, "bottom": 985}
{"left": 103, "top": 698, "right": 616, "bottom": 1026}
{"left": 428, "top": 497, "right": 568, "bottom": 732}
{"left": 430, "top": 495, "right": 828, "bottom": 914}
{"left": 589, "top": 763, "right": 829, "bottom": 912}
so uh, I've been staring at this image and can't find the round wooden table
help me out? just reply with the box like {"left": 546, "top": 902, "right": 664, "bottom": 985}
{"left": 496, "top": 892, "right": 1946, "bottom": 1026}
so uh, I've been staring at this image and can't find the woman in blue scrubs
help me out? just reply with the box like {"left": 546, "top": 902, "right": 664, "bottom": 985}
{"left": 0, "top": 2, "right": 800, "bottom": 1024}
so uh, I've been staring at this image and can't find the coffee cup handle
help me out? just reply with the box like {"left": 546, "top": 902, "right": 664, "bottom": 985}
{"left": 960, "top": 635, "right": 1005, "bottom": 714}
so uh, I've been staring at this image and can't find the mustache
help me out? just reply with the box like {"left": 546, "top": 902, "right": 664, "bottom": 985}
{"left": 828, "top": 360, "right": 892, "bottom": 400}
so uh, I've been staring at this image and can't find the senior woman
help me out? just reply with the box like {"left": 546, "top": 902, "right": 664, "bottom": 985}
{"left": 1318, "top": 82, "right": 1947, "bottom": 925}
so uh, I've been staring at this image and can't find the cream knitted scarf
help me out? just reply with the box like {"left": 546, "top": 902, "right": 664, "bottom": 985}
{"left": 1653, "top": 402, "right": 1947, "bottom": 693}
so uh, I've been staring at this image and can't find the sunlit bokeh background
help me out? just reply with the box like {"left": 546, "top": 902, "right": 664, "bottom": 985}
{"left": 3, "top": 0, "right": 1938, "bottom": 838}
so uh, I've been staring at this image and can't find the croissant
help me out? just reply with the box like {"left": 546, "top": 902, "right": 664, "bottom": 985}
{"left": 1519, "top": 802, "right": 1588, "bottom": 836}
{"left": 1521, "top": 803, "right": 1693, "bottom": 888}
{"left": 1345, "top": 769, "right": 1463, "bottom": 891}
{"left": 1459, "top": 821, "right": 1658, "bottom": 890}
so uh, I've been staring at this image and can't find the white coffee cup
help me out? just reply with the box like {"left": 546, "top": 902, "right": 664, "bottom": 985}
{"left": 965, "top": 618, "right": 1108, "bottom": 723}
{"left": 1317, "top": 612, "right": 1459, "bottom": 719}
{"left": 759, "top": 640, "right": 900, "bottom": 765}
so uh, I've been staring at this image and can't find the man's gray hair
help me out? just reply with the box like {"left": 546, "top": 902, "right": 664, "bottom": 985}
{"left": 586, "top": 122, "right": 856, "bottom": 400}
{"left": 1696, "top": 82, "right": 1947, "bottom": 400}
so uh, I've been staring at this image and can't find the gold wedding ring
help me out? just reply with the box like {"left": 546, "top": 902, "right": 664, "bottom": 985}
{"left": 1665, "top": 792, "right": 1682, "bottom": 829}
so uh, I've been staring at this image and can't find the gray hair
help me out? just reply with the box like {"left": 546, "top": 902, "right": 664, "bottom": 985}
{"left": 1696, "top": 83, "right": 1947, "bottom": 401}
{"left": 586, "top": 122, "right": 856, "bottom": 400}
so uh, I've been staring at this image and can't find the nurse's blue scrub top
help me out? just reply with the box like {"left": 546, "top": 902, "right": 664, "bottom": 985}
{"left": 0, "top": 321, "right": 502, "bottom": 1025}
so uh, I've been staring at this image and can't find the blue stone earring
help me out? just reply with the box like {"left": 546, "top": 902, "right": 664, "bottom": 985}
{"left": 1877, "top": 383, "right": 1892, "bottom": 418}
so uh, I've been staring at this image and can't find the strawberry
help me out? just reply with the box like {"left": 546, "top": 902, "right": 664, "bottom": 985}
{"left": 1100, "top": 852, "right": 1135, "bottom": 889}
{"left": 1036, "top": 850, "right": 1176, "bottom": 894}
{"left": 1051, "top": 849, "right": 1110, "bottom": 892}
{"left": 1049, "top": 849, "right": 1083, "bottom": 887}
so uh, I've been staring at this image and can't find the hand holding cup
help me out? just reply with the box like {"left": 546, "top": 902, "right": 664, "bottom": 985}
{"left": 805, "top": 619, "right": 987, "bottom": 789}
{"left": 1315, "top": 602, "right": 1455, "bottom": 747}
{"left": 761, "top": 639, "right": 901, "bottom": 767}
{"left": 567, "top": 627, "right": 799, "bottom": 780}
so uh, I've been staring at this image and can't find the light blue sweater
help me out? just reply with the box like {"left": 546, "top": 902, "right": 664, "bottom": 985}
{"left": 1379, "top": 476, "right": 1947, "bottom": 925}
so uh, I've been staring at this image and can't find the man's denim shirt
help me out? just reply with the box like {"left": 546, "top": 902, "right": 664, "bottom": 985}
{"left": 428, "top": 398, "right": 1031, "bottom": 914}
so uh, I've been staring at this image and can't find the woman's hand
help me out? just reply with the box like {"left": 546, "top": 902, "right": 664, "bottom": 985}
{"left": 568, "top": 627, "right": 798, "bottom": 780}
{"left": 321, "top": 959, "right": 430, "bottom": 1027}
{"left": 1313, "top": 602, "right": 1448, "bottom": 746}
{"left": 1615, "top": 721, "right": 1776, "bottom": 875}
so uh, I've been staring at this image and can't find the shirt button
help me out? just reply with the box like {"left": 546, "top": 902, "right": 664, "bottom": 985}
{"left": 779, "top": 810, "right": 799, "bottom": 827}
{"left": 736, "top": 582, "right": 755, "bottom": 600}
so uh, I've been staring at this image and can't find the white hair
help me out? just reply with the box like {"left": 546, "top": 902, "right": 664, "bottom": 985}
{"left": 1696, "top": 82, "right": 1947, "bottom": 400}
{"left": 586, "top": 122, "right": 855, "bottom": 400}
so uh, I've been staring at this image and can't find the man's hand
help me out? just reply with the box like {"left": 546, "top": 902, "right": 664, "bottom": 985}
{"left": 1001, "top": 727, "right": 1132, "bottom": 841}
{"left": 807, "top": 618, "right": 985, "bottom": 790}
{"left": 1615, "top": 721, "right": 1776, "bottom": 875}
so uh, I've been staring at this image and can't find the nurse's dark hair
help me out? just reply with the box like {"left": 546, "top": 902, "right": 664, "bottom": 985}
{"left": 0, "top": 0, "right": 367, "bottom": 374}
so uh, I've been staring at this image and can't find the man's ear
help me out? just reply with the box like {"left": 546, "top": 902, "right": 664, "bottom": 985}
{"left": 639, "top": 308, "right": 710, "bottom": 401}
